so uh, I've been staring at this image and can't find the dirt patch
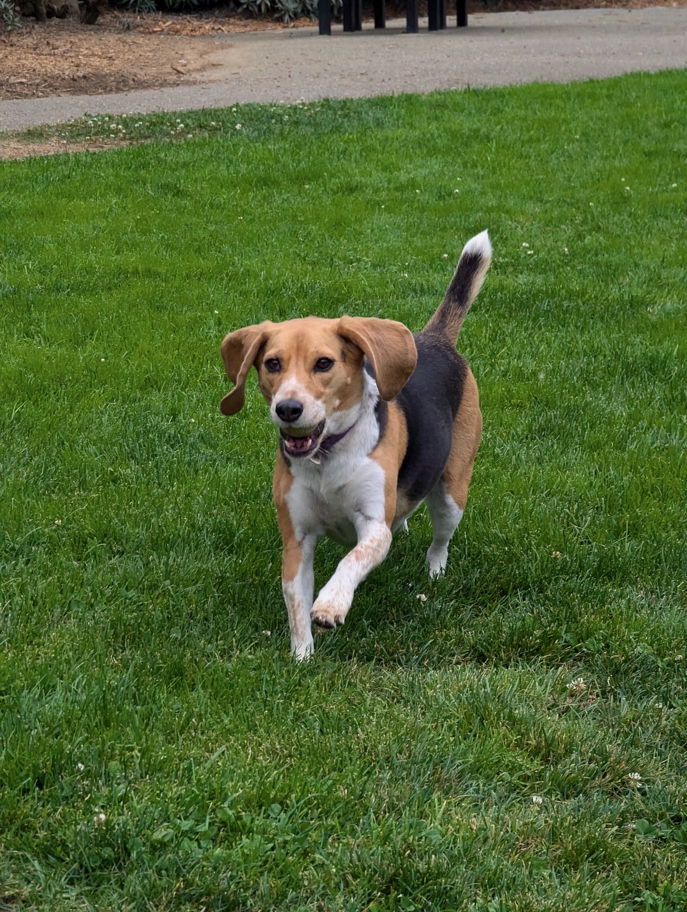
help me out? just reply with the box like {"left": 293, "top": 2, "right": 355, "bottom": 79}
{"left": 1, "top": 0, "right": 685, "bottom": 102}
{"left": 0, "top": 134, "right": 131, "bottom": 158}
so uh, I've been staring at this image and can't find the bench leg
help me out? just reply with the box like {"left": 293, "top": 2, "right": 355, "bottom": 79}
{"left": 439, "top": 0, "right": 446, "bottom": 28}
{"left": 374, "top": 0, "right": 385, "bottom": 28}
{"left": 318, "top": 0, "right": 331, "bottom": 34}
{"left": 457, "top": 0, "right": 467, "bottom": 27}
{"left": 406, "top": 0, "right": 418, "bottom": 32}
{"left": 428, "top": 0, "right": 438, "bottom": 30}
{"left": 343, "top": 0, "right": 353, "bottom": 31}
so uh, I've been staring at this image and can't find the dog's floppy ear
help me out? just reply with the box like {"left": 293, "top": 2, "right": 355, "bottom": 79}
{"left": 219, "top": 323, "right": 271, "bottom": 416}
{"left": 338, "top": 316, "right": 417, "bottom": 401}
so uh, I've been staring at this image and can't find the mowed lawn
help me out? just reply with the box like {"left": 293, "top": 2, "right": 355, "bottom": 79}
{"left": 1, "top": 70, "right": 686, "bottom": 911}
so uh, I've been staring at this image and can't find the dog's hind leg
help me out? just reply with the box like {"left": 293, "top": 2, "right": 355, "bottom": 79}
{"left": 426, "top": 367, "right": 482, "bottom": 577}
{"left": 426, "top": 482, "right": 464, "bottom": 578}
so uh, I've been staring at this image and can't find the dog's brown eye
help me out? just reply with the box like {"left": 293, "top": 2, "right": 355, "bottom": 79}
{"left": 264, "top": 358, "right": 281, "bottom": 373}
{"left": 314, "top": 357, "right": 334, "bottom": 373}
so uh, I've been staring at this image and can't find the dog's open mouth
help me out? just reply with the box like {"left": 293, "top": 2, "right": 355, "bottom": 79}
{"left": 280, "top": 419, "right": 326, "bottom": 458}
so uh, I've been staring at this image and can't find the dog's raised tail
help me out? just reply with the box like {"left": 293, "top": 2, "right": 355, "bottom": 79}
{"left": 424, "top": 230, "right": 492, "bottom": 347}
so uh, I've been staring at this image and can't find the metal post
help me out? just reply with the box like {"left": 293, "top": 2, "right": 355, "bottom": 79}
{"left": 456, "top": 0, "right": 467, "bottom": 27}
{"left": 318, "top": 0, "right": 331, "bottom": 35}
{"left": 343, "top": 0, "right": 354, "bottom": 31}
{"left": 353, "top": 0, "right": 362, "bottom": 30}
{"left": 428, "top": 0, "right": 438, "bottom": 31}
{"left": 406, "top": 0, "right": 418, "bottom": 33}
{"left": 373, "top": 0, "right": 385, "bottom": 29}
{"left": 439, "top": 0, "right": 446, "bottom": 28}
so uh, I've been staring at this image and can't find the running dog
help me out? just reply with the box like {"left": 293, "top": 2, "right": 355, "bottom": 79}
{"left": 220, "top": 231, "right": 491, "bottom": 658}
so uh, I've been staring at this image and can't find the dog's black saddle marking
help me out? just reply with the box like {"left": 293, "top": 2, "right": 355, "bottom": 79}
{"left": 394, "top": 332, "right": 467, "bottom": 504}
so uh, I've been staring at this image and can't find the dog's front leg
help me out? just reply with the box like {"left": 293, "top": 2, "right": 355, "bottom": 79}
{"left": 311, "top": 517, "right": 392, "bottom": 630}
{"left": 274, "top": 456, "right": 317, "bottom": 659}
{"left": 281, "top": 533, "right": 316, "bottom": 660}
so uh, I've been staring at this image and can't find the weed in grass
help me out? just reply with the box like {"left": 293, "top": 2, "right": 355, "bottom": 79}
{"left": 1, "top": 71, "right": 686, "bottom": 910}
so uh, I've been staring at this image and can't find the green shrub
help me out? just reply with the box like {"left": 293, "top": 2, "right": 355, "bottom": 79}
{"left": 110, "top": 0, "right": 342, "bottom": 22}
{"left": 114, "top": 0, "right": 157, "bottom": 12}
{"left": 0, "top": 0, "right": 20, "bottom": 28}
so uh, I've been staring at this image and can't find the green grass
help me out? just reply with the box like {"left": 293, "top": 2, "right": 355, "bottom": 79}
{"left": 1, "top": 70, "right": 686, "bottom": 911}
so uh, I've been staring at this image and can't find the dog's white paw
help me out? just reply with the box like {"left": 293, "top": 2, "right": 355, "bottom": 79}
{"left": 311, "top": 578, "right": 352, "bottom": 629}
{"left": 310, "top": 600, "right": 347, "bottom": 629}
{"left": 427, "top": 546, "right": 448, "bottom": 579}
{"left": 291, "top": 637, "right": 314, "bottom": 661}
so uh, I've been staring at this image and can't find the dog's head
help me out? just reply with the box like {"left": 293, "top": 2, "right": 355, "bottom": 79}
{"left": 219, "top": 316, "right": 416, "bottom": 459}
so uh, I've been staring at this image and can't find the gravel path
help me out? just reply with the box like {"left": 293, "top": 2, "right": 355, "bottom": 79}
{"left": 1, "top": 8, "right": 686, "bottom": 131}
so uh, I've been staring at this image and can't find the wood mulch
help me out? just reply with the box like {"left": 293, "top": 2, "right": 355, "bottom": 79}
{"left": 0, "top": 10, "right": 311, "bottom": 101}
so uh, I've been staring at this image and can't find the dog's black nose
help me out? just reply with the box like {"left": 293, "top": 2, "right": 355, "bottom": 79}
{"left": 275, "top": 399, "right": 304, "bottom": 423}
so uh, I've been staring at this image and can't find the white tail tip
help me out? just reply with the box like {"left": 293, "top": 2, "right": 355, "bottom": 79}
{"left": 460, "top": 229, "right": 492, "bottom": 262}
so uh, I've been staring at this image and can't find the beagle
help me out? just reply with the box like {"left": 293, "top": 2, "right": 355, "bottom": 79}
{"left": 220, "top": 231, "right": 491, "bottom": 658}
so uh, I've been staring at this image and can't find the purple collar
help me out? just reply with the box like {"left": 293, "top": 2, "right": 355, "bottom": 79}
{"left": 318, "top": 421, "right": 357, "bottom": 453}
{"left": 309, "top": 421, "right": 357, "bottom": 464}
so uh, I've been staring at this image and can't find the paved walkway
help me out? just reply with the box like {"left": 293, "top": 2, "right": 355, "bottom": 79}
{"left": 1, "top": 8, "right": 686, "bottom": 131}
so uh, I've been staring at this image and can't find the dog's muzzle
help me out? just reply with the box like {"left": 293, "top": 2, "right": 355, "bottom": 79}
{"left": 280, "top": 419, "right": 326, "bottom": 458}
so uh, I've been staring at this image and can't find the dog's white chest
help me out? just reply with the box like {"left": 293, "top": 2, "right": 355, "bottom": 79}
{"left": 286, "top": 454, "right": 386, "bottom": 545}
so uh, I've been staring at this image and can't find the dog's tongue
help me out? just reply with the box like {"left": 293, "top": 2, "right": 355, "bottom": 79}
{"left": 288, "top": 434, "right": 314, "bottom": 453}
{"left": 281, "top": 420, "right": 325, "bottom": 457}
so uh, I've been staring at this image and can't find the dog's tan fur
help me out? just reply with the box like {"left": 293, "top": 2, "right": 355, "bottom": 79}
{"left": 441, "top": 368, "right": 482, "bottom": 512}
{"left": 370, "top": 401, "right": 409, "bottom": 527}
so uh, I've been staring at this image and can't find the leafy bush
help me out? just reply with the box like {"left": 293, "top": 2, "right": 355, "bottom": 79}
{"left": 0, "top": 0, "right": 20, "bottom": 28}
{"left": 110, "top": 0, "right": 342, "bottom": 23}
{"left": 114, "top": 0, "right": 157, "bottom": 12}
{"left": 235, "top": 0, "right": 326, "bottom": 22}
